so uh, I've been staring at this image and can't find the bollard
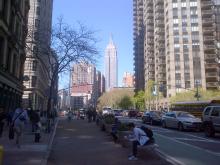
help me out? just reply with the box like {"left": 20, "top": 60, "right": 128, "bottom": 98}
{"left": 0, "top": 145, "right": 3, "bottom": 165}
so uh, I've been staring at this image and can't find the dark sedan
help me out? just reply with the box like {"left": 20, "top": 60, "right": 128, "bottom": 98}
{"left": 142, "top": 111, "right": 162, "bottom": 125}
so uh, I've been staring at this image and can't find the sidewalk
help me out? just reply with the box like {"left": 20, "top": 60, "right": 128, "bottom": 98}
{"left": 0, "top": 121, "right": 57, "bottom": 165}
{"left": 47, "top": 119, "right": 173, "bottom": 165}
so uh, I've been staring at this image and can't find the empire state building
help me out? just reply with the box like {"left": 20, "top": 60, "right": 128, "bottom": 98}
{"left": 105, "top": 36, "right": 118, "bottom": 91}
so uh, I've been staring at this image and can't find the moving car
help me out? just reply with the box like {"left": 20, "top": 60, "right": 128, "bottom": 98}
{"left": 202, "top": 106, "right": 220, "bottom": 137}
{"left": 161, "top": 111, "right": 202, "bottom": 131}
{"left": 142, "top": 111, "right": 162, "bottom": 125}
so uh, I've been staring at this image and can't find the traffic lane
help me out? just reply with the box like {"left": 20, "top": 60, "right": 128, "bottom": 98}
{"left": 155, "top": 133, "right": 220, "bottom": 165}
{"left": 147, "top": 125, "right": 220, "bottom": 155}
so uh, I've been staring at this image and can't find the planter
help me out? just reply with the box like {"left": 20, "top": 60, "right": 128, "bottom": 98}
{"left": 118, "top": 131, "right": 132, "bottom": 148}
{"left": 105, "top": 124, "right": 112, "bottom": 133}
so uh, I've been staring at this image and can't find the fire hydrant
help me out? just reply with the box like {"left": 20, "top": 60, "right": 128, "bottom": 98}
{"left": 0, "top": 145, "right": 3, "bottom": 165}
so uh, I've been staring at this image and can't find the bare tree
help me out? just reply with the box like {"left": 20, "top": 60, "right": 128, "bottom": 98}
{"left": 25, "top": 18, "right": 99, "bottom": 113}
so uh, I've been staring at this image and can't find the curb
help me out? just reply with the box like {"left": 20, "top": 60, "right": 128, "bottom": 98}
{"left": 155, "top": 148, "right": 185, "bottom": 165}
{"left": 41, "top": 119, "right": 59, "bottom": 165}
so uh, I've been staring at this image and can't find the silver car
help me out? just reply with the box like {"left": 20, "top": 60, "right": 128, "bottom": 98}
{"left": 162, "top": 111, "right": 202, "bottom": 131}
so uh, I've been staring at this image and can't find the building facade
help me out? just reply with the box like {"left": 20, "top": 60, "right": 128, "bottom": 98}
{"left": 105, "top": 36, "right": 118, "bottom": 91}
{"left": 22, "top": 0, "right": 53, "bottom": 110}
{"left": 58, "top": 89, "right": 68, "bottom": 111}
{"left": 135, "top": 0, "right": 220, "bottom": 99}
{"left": 71, "top": 63, "right": 97, "bottom": 109}
{"left": 122, "top": 72, "right": 134, "bottom": 87}
{"left": 133, "top": 0, "right": 145, "bottom": 91}
{"left": 0, "top": 0, "right": 30, "bottom": 112}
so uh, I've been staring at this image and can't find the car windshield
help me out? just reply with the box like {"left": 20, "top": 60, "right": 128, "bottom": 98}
{"left": 151, "top": 112, "right": 160, "bottom": 117}
{"left": 178, "top": 112, "right": 195, "bottom": 118}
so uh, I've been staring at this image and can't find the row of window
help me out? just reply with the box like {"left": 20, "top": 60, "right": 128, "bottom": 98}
{"left": 0, "top": 36, "right": 22, "bottom": 79}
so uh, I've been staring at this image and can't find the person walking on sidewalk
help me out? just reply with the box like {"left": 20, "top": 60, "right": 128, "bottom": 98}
{"left": 126, "top": 123, "right": 149, "bottom": 160}
{"left": 12, "top": 107, "right": 29, "bottom": 148}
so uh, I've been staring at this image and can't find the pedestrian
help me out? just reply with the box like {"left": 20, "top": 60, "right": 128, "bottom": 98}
{"left": 92, "top": 108, "right": 97, "bottom": 122}
{"left": 87, "top": 107, "right": 92, "bottom": 123}
{"left": 125, "top": 122, "right": 149, "bottom": 160}
{"left": 12, "top": 107, "right": 29, "bottom": 148}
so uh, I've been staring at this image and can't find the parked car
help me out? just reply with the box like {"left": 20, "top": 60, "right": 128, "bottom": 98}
{"left": 202, "top": 106, "right": 220, "bottom": 137}
{"left": 102, "top": 108, "right": 113, "bottom": 115}
{"left": 161, "top": 111, "right": 202, "bottom": 131}
{"left": 142, "top": 111, "right": 162, "bottom": 125}
{"left": 112, "top": 109, "right": 123, "bottom": 117}
{"left": 128, "top": 110, "right": 139, "bottom": 118}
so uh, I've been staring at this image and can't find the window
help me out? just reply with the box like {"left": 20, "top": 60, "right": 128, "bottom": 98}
{"left": 175, "top": 73, "right": 181, "bottom": 80}
{"left": 32, "top": 60, "right": 37, "bottom": 71}
{"left": 185, "top": 81, "right": 191, "bottom": 88}
{"left": 181, "top": 7, "right": 187, "bottom": 16}
{"left": 190, "top": 9, "right": 197, "bottom": 15}
{"left": 35, "top": 19, "right": 40, "bottom": 28}
{"left": 36, "top": 6, "right": 40, "bottom": 15}
{"left": 190, "top": 1, "right": 197, "bottom": 7}
{"left": 173, "top": 19, "right": 179, "bottom": 24}
{"left": 173, "top": 3, "right": 178, "bottom": 8}
{"left": 204, "top": 107, "right": 212, "bottom": 116}
{"left": 211, "top": 108, "right": 220, "bottom": 117}
{"left": 173, "top": 8, "right": 178, "bottom": 17}
{"left": 191, "top": 26, "right": 198, "bottom": 32}
{"left": 32, "top": 76, "right": 37, "bottom": 87}
{"left": 34, "top": 32, "right": 38, "bottom": 41}
{"left": 181, "top": 2, "right": 187, "bottom": 7}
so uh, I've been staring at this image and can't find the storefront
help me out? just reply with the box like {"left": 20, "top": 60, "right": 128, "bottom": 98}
{"left": 0, "top": 74, "right": 23, "bottom": 113}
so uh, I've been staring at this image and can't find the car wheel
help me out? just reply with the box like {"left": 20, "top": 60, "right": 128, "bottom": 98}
{"left": 178, "top": 123, "right": 184, "bottom": 131}
{"left": 204, "top": 125, "right": 215, "bottom": 137}
{"left": 162, "top": 121, "right": 166, "bottom": 128}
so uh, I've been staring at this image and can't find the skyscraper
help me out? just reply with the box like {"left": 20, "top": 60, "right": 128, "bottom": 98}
{"left": 105, "top": 36, "right": 118, "bottom": 91}
{"left": 134, "top": 0, "right": 220, "bottom": 98}
{"left": 133, "top": 0, "right": 145, "bottom": 91}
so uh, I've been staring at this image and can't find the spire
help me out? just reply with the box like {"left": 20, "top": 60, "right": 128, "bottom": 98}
{"left": 109, "top": 33, "right": 114, "bottom": 45}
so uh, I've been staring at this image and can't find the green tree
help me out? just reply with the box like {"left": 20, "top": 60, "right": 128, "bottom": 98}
{"left": 170, "top": 89, "right": 220, "bottom": 103}
{"left": 97, "top": 88, "right": 134, "bottom": 111}
{"left": 118, "top": 95, "right": 133, "bottom": 110}
{"left": 133, "top": 91, "right": 145, "bottom": 111}
{"left": 145, "top": 80, "right": 155, "bottom": 109}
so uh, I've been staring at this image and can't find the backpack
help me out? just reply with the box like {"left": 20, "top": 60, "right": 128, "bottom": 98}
{"left": 140, "top": 126, "right": 153, "bottom": 139}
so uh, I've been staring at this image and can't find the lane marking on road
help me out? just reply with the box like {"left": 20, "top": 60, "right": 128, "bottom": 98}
{"left": 149, "top": 125, "right": 220, "bottom": 144}
{"left": 155, "top": 133, "right": 220, "bottom": 157}
{"left": 174, "top": 137, "right": 216, "bottom": 142}
{"left": 184, "top": 134, "right": 220, "bottom": 144}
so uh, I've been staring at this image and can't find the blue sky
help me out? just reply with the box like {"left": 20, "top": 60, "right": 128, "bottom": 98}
{"left": 53, "top": 0, "right": 133, "bottom": 88}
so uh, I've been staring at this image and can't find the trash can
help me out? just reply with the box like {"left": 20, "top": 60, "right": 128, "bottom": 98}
{"left": 0, "top": 145, "right": 3, "bottom": 165}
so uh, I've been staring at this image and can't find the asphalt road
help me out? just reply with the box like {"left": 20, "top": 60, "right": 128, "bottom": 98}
{"left": 150, "top": 125, "right": 220, "bottom": 165}
{"left": 118, "top": 117, "right": 220, "bottom": 165}
{"left": 47, "top": 118, "right": 171, "bottom": 165}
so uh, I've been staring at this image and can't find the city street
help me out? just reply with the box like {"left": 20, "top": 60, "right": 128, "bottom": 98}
{"left": 47, "top": 118, "right": 171, "bottom": 165}
{"left": 151, "top": 125, "right": 220, "bottom": 165}
{"left": 116, "top": 117, "right": 220, "bottom": 165}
